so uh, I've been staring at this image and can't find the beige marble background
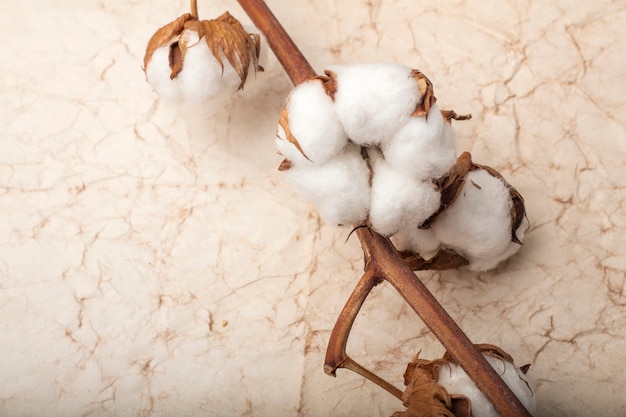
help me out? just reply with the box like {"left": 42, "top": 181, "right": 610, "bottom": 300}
{"left": 1, "top": 0, "right": 625, "bottom": 416}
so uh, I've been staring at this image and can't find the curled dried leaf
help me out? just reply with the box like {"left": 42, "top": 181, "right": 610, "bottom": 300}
{"left": 392, "top": 352, "right": 455, "bottom": 417}
{"left": 411, "top": 70, "right": 436, "bottom": 118}
{"left": 440, "top": 109, "right": 472, "bottom": 125}
{"left": 278, "top": 107, "right": 311, "bottom": 162}
{"left": 201, "top": 12, "right": 263, "bottom": 89}
{"left": 314, "top": 70, "right": 338, "bottom": 101}
{"left": 144, "top": 13, "right": 196, "bottom": 70}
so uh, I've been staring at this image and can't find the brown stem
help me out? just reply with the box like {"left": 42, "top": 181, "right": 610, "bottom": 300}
{"left": 236, "top": 0, "right": 316, "bottom": 85}
{"left": 236, "top": 1, "right": 533, "bottom": 416}
{"left": 190, "top": 0, "right": 198, "bottom": 18}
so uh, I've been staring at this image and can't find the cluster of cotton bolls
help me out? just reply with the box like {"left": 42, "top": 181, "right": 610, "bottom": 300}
{"left": 143, "top": 12, "right": 262, "bottom": 101}
{"left": 276, "top": 63, "right": 526, "bottom": 272}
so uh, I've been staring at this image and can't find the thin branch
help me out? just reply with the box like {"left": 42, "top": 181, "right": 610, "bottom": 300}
{"left": 190, "top": 0, "right": 198, "bottom": 19}
{"left": 236, "top": 1, "right": 533, "bottom": 416}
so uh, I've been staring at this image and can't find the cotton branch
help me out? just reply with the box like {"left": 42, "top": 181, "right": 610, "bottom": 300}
{"left": 235, "top": 1, "right": 533, "bottom": 416}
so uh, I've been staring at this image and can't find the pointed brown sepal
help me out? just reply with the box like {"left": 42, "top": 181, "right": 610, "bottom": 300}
{"left": 278, "top": 107, "right": 311, "bottom": 161}
{"left": 411, "top": 69, "right": 437, "bottom": 118}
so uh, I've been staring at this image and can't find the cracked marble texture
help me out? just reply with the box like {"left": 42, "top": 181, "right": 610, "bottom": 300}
{"left": 1, "top": 0, "right": 625, "bottom": 416}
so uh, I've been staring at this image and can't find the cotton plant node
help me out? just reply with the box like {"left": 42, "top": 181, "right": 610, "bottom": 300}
{"left": 143, "top": 0, "right": 262, "bottom": 100}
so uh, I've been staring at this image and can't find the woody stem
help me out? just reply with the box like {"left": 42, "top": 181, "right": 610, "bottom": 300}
{"left": 236, "top": 1, "right": 533, "bottom": 416}
{"left": 190, "top": 0, "right": 198, "bottom": 18}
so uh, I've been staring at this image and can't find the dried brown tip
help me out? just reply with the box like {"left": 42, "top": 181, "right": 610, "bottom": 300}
{"left": 143, "top": 13, "right": 197, "bottom": 70}
{"left": 314, "top": 70, "right": 338, "bottom": 101}
{"left": 200, "top": 12, "right": 262, "bottom": 90}
{"left": 278, "top": 158, "right": 292, "bottom": 171}
{"left": 440, "top": 109, "right": 472, "bottom": 124}
{"left": 278, "top": 107, "right": 311, "bottom": 161}
{"left": 410, "top": 69, "right": 436, "bottom": 118}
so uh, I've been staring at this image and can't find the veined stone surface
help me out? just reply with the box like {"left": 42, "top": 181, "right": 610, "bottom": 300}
{"left": 1, "top": 1, "right": 625, "bottom": 416}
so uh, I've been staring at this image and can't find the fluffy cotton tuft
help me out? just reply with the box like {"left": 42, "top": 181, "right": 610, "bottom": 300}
{"left": 329, "top": 63, "right": 421, "bottom": 145}
{"left": 382, "top": 103, "right": 457, "bottom": 179}
{"left": 145, "top": 32, "right": 245, "bottom": 102}
{"left": 433, "top": 168, "right": 522, "bottom": 271}
{"left": 275, "top": 79, "right": 348, "bottom": 166}
{"left": 281, "top": 145, "right": 370, "bottom": 226}
{"left": 437, "top": 354, "right": 536, "bottom": 417}
{"left": 369, "top": 155, "right": 441, "bottom": 236}
{"left": 144, "top": 45, "right": 183, "bottom": 101}
{"left": 393, "top": 226, "right": 441, "bottom": 261}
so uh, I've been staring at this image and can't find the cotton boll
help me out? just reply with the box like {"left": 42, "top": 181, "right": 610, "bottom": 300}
{"left": 177, "top": 33, "right": 243, "bottom": 101}
{"left": 282, "top": 145, "right": 370, "bottom": 226}
{"left": 437, "top": 355, "right": 536, "bottom": 417}
{"left": 277, "top": 79, "right": 348, "bottom": 165}
{"left": 382, "top": 103, "right": 457, "bottom": 179}
{"left": 329, "top": 63, "right": 421, "bottom": 145}
{"left": 145, "top": 45, "right": 184, "bottom": 101}
{"left": 369, "top": 156, "right": 441, "bottom": 236}
{"left": 433, "top": 169, "right": 520, "bottom": 271}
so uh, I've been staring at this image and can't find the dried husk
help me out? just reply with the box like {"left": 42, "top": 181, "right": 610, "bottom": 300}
{"left": 394, "top": 345, "right": 526, "bottom": 417}
{"left": 278, "top": 107, "right": 311, "bottom": 162}
{"left": 411, "top": 70, "right": 436, "bottom": 118}
{"left": 390, "top": 352, "right": 455, "bottom": 417}
{"left": 143, "top": 11, "right": 262, "bottom": 89}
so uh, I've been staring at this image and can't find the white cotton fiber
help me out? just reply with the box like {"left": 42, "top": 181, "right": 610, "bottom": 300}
{"left": 328, "top": 63, "right": 421, "bottom": 145}
{"left": 382, "top": 103, "right": 457, "bottom": 179}
{"left": 433, "top": 169, "right": 521, "bottom": 271}
{"left": 276, "top": 79, "right": 348, "bottom": 166}
{"left": 437, "top": 354, "right": 536, "bottom": 417}
{"left": 282, "top": 144, "right": 371, "bottom": 226}
{"left": 177, "top": 32, "right": 243, "bottom": 100}
{"left": 145, "top": 45, "right": 184, "bottom": 101}
{"left": 393, "top": 226, "right": 442, "bottom": 260}
{"left": 369, "top": 155, "right": 441, "bottom": 236}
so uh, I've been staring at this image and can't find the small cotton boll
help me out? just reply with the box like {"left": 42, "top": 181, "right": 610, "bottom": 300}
{"left": 369, "top": 156, "right": 441, "bottom": 236}
{"left": 433, "top": 169, "right": 519, "bottom": 271}
{"left": 177, "top": 34, "right": 243, "bottom": 101}
{"left": 282, "top": 145, "right": 370, "bottom": 226}
{"left": 382, "top": 103, "right": 457, "bottom": 179}
{"left": 437, "top": 355, "right": 536, "bottom": 417}
{"left": 145, "top": 46, "right": 184, "bottom": 101}
{"left": 329, "top": 63, "right": 420, "bottom": 145}
{"left": 282, "top": 79, "right": 348, "bottom": 164}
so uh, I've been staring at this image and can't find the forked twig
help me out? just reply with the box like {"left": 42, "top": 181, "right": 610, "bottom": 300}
{"left": 236, "top": 1, "right": 533, "bottom": 416}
